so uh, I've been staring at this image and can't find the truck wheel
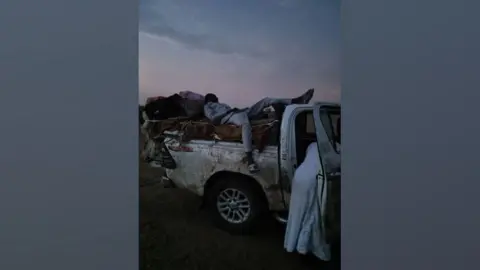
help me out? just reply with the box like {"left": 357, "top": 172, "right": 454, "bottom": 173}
{"left": 206, "top": 176, "right": 267, "bottom": 235}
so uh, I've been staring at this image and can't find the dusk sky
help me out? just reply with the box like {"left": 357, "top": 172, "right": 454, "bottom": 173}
{"left": 139, "top": 0, "right": 340, "bottom": 107}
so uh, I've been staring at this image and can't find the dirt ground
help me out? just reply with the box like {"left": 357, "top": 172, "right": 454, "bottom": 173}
{"left": 139, "top": 136, "right": 336, "bottom": 270}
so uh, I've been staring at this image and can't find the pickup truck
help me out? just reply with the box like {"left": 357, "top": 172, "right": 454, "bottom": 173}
{"left": 141, "top": 102, "right": 340, "bottom": 249}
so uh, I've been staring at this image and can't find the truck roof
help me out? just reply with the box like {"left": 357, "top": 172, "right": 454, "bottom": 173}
{"left": 283, "top": 101, "right": 340, "bottom": 114}
{"left": 313, "top": 101, "right": 340, "bottom": 106}
{"left": 286, "top": 101, "right": 340, "bottom": 108}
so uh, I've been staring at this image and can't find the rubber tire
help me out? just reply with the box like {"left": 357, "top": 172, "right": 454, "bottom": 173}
{"left": 205, "top": 176, "right": 267, "bottom": 235}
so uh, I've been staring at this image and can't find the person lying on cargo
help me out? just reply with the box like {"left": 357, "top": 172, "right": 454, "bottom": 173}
{"left": 142, "top": 92, "right": 205, "bottom": 121}
{"left": 178, "top": 90, "right": 204, "bottom": 101}
{"left": 143, "top": 93, "right": 186, "bottom": 121}
{"left": 203, "top": 89, "right": 315, "bottom": 173}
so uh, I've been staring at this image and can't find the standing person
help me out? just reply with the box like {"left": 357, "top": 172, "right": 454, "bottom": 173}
{"left": 284, "top": 132, "right": 341, "bottom": 261}
{"left": 284, "top": 141, "right": 331, "bottom": 261}
{"left": 203, "top": 88, "right": 315, "bottom": 173}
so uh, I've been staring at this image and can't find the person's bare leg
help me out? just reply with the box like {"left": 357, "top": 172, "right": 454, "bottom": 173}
{"left": 226, "top": 112, "right": 259, "bottom": 173}
{"left": 292, "top": 88, "right": 315, "bottom": 104}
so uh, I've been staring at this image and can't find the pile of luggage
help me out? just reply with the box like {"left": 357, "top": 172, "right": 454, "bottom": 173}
{"left": 140, "top": 91, "right": 279, "bottom": 151}
{"left": 142, "top": 91, "right": 205, "bottom": 122}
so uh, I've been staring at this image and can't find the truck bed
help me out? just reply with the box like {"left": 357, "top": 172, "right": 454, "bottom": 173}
{"left": 142, "top": 116, "right": 280, "bottom": 152}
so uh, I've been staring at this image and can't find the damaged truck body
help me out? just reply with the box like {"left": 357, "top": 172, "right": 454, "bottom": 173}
{"left": 141, "top": 102, "right": 340, "bottom": 250}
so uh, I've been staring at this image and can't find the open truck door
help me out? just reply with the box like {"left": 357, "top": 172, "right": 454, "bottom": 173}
{"left": 312, "top": 103, "right": 341, "bottom": 249}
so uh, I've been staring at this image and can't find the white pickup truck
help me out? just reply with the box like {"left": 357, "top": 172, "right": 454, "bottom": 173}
{"left": 142, "top": 102, "right": 340, "bottom": 247}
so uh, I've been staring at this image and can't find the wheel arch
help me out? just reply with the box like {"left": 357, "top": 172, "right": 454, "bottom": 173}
{"left": 202, "top": 170, "right": 268, "bottom": 210}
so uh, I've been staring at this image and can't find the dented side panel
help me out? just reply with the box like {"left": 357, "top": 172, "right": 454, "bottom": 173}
{"left": 163, "top": 139, "right": 286, "bottom": 211}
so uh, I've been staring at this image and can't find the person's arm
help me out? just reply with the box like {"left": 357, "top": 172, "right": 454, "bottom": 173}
{"left": 203, "top": 103, "right": 215, "bottom": 120}
{"left": 204, "top": 103, "right": 228, "bottom": 125}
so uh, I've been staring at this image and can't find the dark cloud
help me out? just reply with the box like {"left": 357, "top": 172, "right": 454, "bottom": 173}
{"left": 139, "top": 1, "right": 269, "bottom": 59}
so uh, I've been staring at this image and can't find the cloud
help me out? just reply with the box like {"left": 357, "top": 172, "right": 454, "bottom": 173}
{"left": 139, "top": 1, "right": 269, "bottom": 59}
{"left": 138, "top": 0, "right": 340, "bottom": 104}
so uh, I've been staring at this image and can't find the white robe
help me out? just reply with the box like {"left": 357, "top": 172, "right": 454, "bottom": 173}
{"left": 284, "top": 142, "right": 332, "bottom": 261}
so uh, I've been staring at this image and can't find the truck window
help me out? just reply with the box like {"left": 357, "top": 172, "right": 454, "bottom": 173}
{"left": 319, "top": 107, "right": 341, "bottom": 152}
{"left": 305, "top": 113, "right": 315, "bottom": 134}
{"left": 294, "top": 108, "right": 340, "bottom": 165}
{"left": 295, "top": 111, "right": 317, "bottom": 165}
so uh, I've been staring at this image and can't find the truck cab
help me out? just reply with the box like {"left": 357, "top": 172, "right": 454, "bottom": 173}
{"left": 142, "top": 102, "right": 340, "bottom": 256}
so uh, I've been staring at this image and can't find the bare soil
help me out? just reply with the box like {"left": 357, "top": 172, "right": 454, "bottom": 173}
{"left": 139, "top": 136, "right": 335, "bottom": 270}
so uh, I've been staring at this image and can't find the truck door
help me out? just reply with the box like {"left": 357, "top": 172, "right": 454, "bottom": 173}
{"left": 312, "top": 103, "right": 341, "bottom": 245}
{"left": 278, "top": 106, "right": 314, "bottom": 207}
